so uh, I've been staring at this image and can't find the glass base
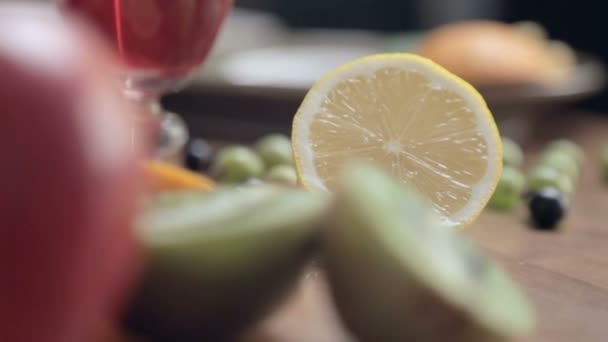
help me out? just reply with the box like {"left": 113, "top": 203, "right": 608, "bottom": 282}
{"left": 121, "top": 71, "right": 192, "bottom": 165}
{"left": 155, "top": 111, "right": 189, "bottom": 165}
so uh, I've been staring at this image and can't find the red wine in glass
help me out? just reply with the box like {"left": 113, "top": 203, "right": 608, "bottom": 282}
{"left": 61, "top": 0, "right": 233, "bottom": 159}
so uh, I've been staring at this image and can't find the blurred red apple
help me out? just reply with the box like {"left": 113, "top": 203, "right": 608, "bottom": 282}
{"left": 0, "top": 4, "right": 144, "bottom": 342}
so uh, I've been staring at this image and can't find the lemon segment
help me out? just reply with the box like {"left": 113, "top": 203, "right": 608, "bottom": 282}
{"left": 292, "top": 53, "right": 502, "bottom": 228}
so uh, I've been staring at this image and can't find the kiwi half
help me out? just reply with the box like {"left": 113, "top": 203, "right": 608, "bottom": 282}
{"left": 323, "top": 164, "right": 536, "bottom": 342}
{"left": 124, "top": 185, "right": 329, "bottom": 341}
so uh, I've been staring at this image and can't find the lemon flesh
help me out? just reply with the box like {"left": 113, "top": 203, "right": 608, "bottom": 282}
{"left": 293, "top": 54, "right": 502, "bottom": 228}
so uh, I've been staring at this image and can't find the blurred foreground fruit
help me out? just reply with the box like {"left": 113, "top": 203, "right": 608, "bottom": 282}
{"left": 123, "top": 187, "right": 329, "bottom": 341}
{"left": 323, "top": 163, "right": 536, "bottom": 342}
{"left": 94, "top": 324, "right": 139, "bottom": 342}
{"left": 0, "top": 5, "right": 143, "bottom": 342}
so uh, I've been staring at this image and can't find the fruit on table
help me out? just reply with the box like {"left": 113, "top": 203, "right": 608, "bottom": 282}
{"left": 323, "top": 163, "right": 536, "bottom": 342}
{"left": 528, "top": 188, "right": 567, "bottom": 229}
{"left": 546, "top": 139, "right": 585, "bottom": 165}
{"left": 527, "top": 165, "right": 574, "bottom": 195}
{"left": 0, "top": 7, "right": 143, "bottom": 342}
{"left": 537, "top": 149, "right": 580, "bottom": 180}
{"left": 502, "top": 137, "right": 524, "bottom": 168}
{"left": 211, "top": 146, "right": 265, "bottom": 184}
{"left": 489, "top": 166, "right": 526, "bottom": 210}
{"left": 123, "top": 186, "right": 329, "bottom": 341}
{"left": 255, "top": 133, "right": 294, "bottom": 169}
{"left": 265, "top": 165, "right": 298, "bottom": 186}
{"left": 184, "top": 138, "right": 214, "bottom": 172}
{"left": 523, "top": 140, "right": 581, "bottom": 229}
{"left": 292, "top": 53, "right": 503, "bottom": 228}
{"left": 143, "top": 160, "right": 215, "bottom": 193}
{"left": 416, "top": 20, "right": 574, "bottom": 86}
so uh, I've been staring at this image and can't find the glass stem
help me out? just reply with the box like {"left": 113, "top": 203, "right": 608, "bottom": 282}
{"left": 125, "top": 92, "right": 189, "bottom": 164}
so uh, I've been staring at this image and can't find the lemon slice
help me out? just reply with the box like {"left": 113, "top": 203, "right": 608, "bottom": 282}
{"left": 292, "top": 53, "right": 502, "bottom": 228}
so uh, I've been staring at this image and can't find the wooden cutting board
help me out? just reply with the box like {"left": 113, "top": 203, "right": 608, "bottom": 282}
{"left": 242, "top": 113, "right": 608, "bottom": 342}
{"left": 100, "top": 112, "right": 608, "bottom": 342}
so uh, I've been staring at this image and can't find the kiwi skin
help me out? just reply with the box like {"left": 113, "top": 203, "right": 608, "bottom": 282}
{"left": 322, "top": 164, "right": 536, "bottom": 342}
{"left": 122, "top": 187, "right": 329, "bottom": 342}
{"left": 123, "top": 243, "right": 312, "bottom": 342}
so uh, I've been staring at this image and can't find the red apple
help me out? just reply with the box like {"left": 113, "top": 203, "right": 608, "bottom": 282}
{"left": 0, "top": 4, "right": 145, "bottom": 342}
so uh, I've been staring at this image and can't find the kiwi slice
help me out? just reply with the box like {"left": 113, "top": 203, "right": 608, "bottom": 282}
{"left": 124, "top": 185, "right": 329, "bottom": 341}
{"left": 323, "top": 164, "right": 536, "bottom": 342}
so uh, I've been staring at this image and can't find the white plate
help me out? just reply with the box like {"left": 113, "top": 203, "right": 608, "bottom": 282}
{"left": 217, "top": 45, "right": 378, "bottom": 89}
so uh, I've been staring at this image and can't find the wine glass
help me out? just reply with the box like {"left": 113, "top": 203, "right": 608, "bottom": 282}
{"left": 59, "top": 0, "right": 233, "bottom": 162}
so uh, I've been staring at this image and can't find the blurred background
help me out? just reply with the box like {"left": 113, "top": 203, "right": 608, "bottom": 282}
{"left": 234, "top": 0, "right": 606, "bottom": 83}
{"left": 20, "top": 0, "right": 608, "bottom": 134}
{"left": 146, "top": 0, "right": 608, "bottom": 145}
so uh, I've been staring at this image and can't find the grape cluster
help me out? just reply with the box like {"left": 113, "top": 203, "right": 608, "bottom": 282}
{"left": 489, "top": 138, "right": 584, "bottom": 230}
{"left": 184, "top": 133, "right": 297, "bottom": 186}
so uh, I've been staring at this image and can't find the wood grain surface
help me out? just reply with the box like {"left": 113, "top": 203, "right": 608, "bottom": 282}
{"left": 241, "top": 112, "right": 608, "bottom": 342}
{"left": 101, "top": 112, "right": 608, "bottom": 342}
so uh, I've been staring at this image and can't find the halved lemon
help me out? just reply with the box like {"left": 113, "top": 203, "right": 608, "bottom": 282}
{"left": 292, "top": 53, "right": 502, "bottom": 228}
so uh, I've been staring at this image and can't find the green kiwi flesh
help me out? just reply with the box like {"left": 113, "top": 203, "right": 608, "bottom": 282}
{"left": 323, "top": 163, "right": 536, "bottom": 342}
{"left": 124, "top": 185, "right": 329, "bottom": 341}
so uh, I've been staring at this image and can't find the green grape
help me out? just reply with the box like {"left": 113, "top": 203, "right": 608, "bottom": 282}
{"left": 489, "top": 166, "right": 525, "bottom": 210}
{"left": 255, "top": 134, "right": 294, "bottom": 169}
{"left": 538, "top": 150, "right": 580, "bottom": 180}
{"left": 502, "top": 137, "right": 524, "bottom": 168}
{"left": 211, "top": 146, "right": 265, "bottom": 184}
{"left": 528, "top": 166, "right": 574, "bottom": 195}
{"left": 547, "top": 139, "right": 584, "bottom": 165}
{"left": 265, "top": 165, "right": 298, "bottom": 186}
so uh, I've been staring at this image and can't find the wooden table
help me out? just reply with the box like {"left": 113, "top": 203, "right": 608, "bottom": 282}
{"left": 238, "top": 112, "right": 608, "bottom": 342}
